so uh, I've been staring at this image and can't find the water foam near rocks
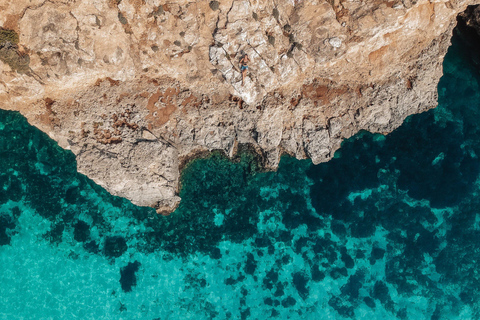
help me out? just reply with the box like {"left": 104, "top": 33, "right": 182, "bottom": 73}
{"left": 1, "top": 25, "right": 480, "bottom": 319}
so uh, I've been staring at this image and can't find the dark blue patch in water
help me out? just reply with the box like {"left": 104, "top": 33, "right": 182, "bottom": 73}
{"left": 389, "top": 112, "right": 478, "bottom": 207}
{"left": 120, "top": 261, "right": 141, "bottom": 292}
{"left": 292, "top": 272, "right": 309, "bottom": 299}
{"left": 104, "top": 236, "right": 128, "bottom": 258}
{"left": 73, "top": 220, "right": 90, "bottom": 242}
{"left": 0, "top": 214, "right": 15, "bottom": 245}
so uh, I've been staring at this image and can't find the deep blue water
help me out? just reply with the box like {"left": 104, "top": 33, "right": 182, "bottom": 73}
{"left": 1, "top": 25, "right": 480, "bottom": 319}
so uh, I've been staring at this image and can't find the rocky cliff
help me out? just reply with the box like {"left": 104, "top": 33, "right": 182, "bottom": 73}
{"left": 0, "top": 0, "right": 477, "bottom": 214}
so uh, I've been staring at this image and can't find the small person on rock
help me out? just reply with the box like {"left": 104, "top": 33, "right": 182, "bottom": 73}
{"left": 239, "top": 54, "right": 250, "bottom": 86}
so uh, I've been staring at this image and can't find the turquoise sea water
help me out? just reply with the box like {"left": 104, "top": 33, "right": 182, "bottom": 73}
{"left": 2, "top": 25, "right": 480, "bottom": 319}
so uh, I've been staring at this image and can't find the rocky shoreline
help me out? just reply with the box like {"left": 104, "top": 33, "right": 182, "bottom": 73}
{"left": 1, "top": 0, "right": 479, "bottom": 214}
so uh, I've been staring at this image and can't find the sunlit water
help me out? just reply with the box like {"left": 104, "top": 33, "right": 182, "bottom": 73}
{"left": 1, "top": 25, "right": 480, "bottom": 319}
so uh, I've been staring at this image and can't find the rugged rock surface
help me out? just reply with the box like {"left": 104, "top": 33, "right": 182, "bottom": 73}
{"left": 0, "top": 0, "right": 478, "bottom": 214}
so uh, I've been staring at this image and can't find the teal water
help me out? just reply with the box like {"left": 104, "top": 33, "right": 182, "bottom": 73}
{"left": 2, "top": 25, "right": 480, "bottom": 319}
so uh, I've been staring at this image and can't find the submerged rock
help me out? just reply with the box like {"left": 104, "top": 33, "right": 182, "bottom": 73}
{"left": 104, "top": 236, "right": 128, "bottom": 258}
{"left": 120, "top": 261, "right": 141, "bottom": 292}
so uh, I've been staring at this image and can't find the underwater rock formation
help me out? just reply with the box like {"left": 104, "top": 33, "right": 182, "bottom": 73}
{"left": 0, "top": 0, "right": 478, "bottom": 213}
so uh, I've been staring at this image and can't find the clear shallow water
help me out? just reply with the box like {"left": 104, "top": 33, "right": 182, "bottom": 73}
{"left": 2, "top": 26, "right": 480, "bottom": 319}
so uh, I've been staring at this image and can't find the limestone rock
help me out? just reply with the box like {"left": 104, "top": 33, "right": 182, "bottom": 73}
{"left": 0, "top": 0, "right": 478, "bottom": 214}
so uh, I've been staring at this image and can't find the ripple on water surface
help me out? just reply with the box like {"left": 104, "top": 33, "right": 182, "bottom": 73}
{"left": 1, "top": 27, "right": 480, "bottom": 319}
